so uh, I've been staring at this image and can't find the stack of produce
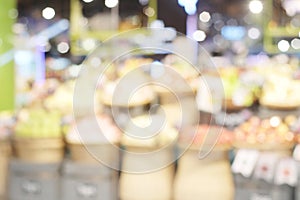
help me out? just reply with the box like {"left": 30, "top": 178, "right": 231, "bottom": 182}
{"left": 174, "top": 124, "right": 235, "bottom": 200}
{"left": 178, "top": 124, "right": 234, "bottom": 150}
{"left": 234, "top": 116, "right": 295, "bottom": 149}
{"left": 162, "top": 54, "right": 199, "bottom": 89}
{"left": 13, "top": 108, "right": 64, "bottom": 163}
{"left": 26, "top": 79, "right": 60, "bottom": 106}
{"left": 44, "top": 80, "right": 75, "bottom": 115}
{"left": 248, "top": 63, "right": 300, "bottom": 109}
{"left": 219, "top": 67, "right": 262, "bottom": 110}
{"left": 260, "top": 74, "right": 300, "bottom": 109}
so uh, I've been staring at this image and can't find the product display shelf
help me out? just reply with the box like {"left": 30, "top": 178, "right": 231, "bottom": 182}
{"left": 8, "top": 159, "right": 61, "bottom": 200}
{"left": 232, "top": 149, "right": 295, "bottom": 200}
{"left": 228, "top": 99, "right": 300, "bottom": 200}
{"left": 61, "top": 159, "right": 119, "bottom": 200}
{"left": 0, "top": 140, "right": 11, "bottom": 199}
{"left": 12, "top": 137, "right": 65, "bottom": 163}
{"left": 66, "top": 141, "right": 120, "bottom": 167}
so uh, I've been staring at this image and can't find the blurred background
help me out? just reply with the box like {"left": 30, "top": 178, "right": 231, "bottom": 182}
{"left": 1, "top": 0, "right": 300, "bottom": 200}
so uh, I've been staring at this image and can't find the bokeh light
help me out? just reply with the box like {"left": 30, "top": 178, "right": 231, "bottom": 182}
{"left": 291, "top": 38, "right": 300, "bottom": 49}
{"left": 193, "top": 30, "right": 206, "bottom": 42}
{"left": 42, "top": 7, "right": 55, "bottom": 20}
{"left": 57, "top": 42, "right": 70, "bottom": 54}
{"left": 82, "top": 0, "right": 94, "bottom": 3}
{"left": 199, "top": 11, "right": 211, "bottom": 23}
{"left": 249, "top": 0, "right": 263, "bottom": 14}
{"left": 278, "top": 40, "right": 290, "bottom": 52}
{"left": 248, "top": 27, "right": 261, "bottom": 40}
{"left": 105, "top": 0, "right": 119, "bottom": 8}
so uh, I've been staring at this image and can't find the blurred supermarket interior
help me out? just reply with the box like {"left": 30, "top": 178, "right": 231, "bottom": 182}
{"left": 2, "top": 0, "right": 300, "bottom": 200}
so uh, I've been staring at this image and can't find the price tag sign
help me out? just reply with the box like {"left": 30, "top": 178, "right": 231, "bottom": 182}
{"left": 232, "top": 149, "right": 260, "bottom": 177}
{"left": 254, "top": 152, "right": 279, "bottom": 183}
{"left": 274, "top": 158, "right": 297, "bottom": 186}
{"left": 21, "top": 180, "right": 42, "bottom": 195}
{"left": 250, "top": 193, "right": 272, "bottom": 200}
{"left": 76, "top": 183, "right": 98, "bottom": 198}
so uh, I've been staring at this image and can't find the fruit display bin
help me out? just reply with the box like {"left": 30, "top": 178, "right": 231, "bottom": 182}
{"left": 119, "top": 146, "right": 175, "bottom": 200}
{"left": 66, "top": 142, "right": 120, "bottom": 168}
{"left": 173, "top": 149, "right": 234, "bottom": 200}
{"left": 0, "top": 140, "right": 11, "bottom": 199}
{"left": 13, "top": 137, "right": 65, "bottom": 163}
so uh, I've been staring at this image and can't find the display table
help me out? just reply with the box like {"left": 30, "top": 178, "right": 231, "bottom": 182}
{"left": 119, "top": 147, "right": 175, "bottom": 200}
{"left": 174, "top": 149, "right": 234, "bottom": 200}
{"left": 0, "top": 140, "right": 11, "bottom": 198}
